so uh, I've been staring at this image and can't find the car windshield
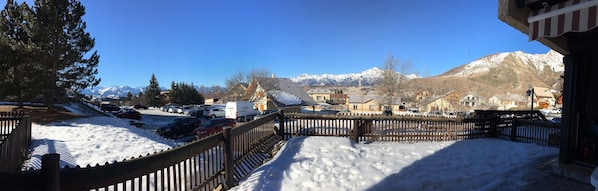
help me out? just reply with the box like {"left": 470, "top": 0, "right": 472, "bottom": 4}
{"left": 167, "top": 118, "right": 183, "bottom": 126}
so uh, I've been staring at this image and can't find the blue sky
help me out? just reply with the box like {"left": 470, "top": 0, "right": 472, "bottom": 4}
{"left": 10, "top": 0, "right": 550, "bottom": 87}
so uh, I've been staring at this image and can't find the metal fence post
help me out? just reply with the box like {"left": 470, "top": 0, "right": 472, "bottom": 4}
{"left": 489, "top": 117, "right": 498, "bottom": 138}
{"left": 42, "top": 153, "right": 60, "bottom": 191}
{"left": 511, "top": 119, "right": 518, "bottom": 142}
{"left": 222, "top": 127, "right": 235, "bottom": 189}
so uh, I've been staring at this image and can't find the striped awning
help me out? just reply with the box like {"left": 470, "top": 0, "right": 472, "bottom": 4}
{"left": 528, "top": 0, "right": 598, "bottom": 40}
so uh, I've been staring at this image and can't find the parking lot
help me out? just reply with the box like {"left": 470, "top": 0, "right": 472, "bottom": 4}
{"left": 129, "top": 108, "right": 251, "bottom": 143}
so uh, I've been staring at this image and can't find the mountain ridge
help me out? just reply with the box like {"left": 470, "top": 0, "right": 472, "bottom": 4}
{"left": 85, "top": 50, "right": 564, "bottom": 98}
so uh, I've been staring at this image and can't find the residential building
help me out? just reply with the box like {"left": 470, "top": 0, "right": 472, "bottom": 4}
{"left": 531, "top": 87, "right": 556, "bottom": 109}
{"left": 416, "top": 90, "right": 432, "bottom": 101}
{"left": 248, "top": 78, "right": 316, "bottom": 113}
{"left": 328, "top": 93, "right": 348, "bottom": 105}
{"left": 347, "top": 95, "right": 379, "bottom": 113}
{"left": 422, "top": 90, "right": 461, "bottom": 112}
{"left": 306, "top": 88, "right": 333, "bottom": 103}
{"left": 460, "top": 92, "right": 486, "bottom": 110}
{"left": 488, "top": 93, "right": 527, "bottom": 110}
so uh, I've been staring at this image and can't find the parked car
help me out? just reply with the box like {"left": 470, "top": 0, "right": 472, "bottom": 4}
{"left": 177, "top": 106, "right": 192, "bottom": 114}
{"left": 116, "top": 109, "right": 142, "bottom": 120}
{"left": 382, "top": 110, "right": 393, "bottom": 116}
{"left": 225, "top": 101, "right": 260, "bottom": 122}
{"left": 319, "top": 109, "right": 341, "bottom": 115}
{"left": 156, "top": 117, "right": 203, "bottom": 139}
{"left": 133, "top": 104, "right": 148, "bottom": 109}
{"left": 203, "top": 105, "right": 225, "bottom": 119}
{"left": 100, "top": 104, "right": 120, "bottom": 113}
{"left": 193, "top": 118, "right": 236, "bottom": 139}
{"left": 187, "top": 105, "right": 211, "bottom": 117}
{"left": 254, "top": 110, "right": 277, "bottom": 120}
{"left": 168, "top": 105, "right": 181, "bottom": 113}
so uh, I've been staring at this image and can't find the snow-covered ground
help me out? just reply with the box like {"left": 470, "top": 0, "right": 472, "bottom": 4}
{"left": 231, "top": 137, "right": 558, "bottom": 191}
{"left": 22, "top": 106, "right": 559, "bottom": 190}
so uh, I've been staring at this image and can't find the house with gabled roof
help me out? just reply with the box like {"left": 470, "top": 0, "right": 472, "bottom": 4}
{"left": 488, "top": 93, "right": 527, "bottom": 110}
{"left": 306, "top": 88, "right": 333, "bottom": 103}
{"left": 421, "top": 90, "right": 462, "bottom": 112}
{"left": 531, "top": 87, "right": 556, "bottom": 109}
{"left": 347, "top": 95, "right": 379, "bottom": 113}
{"left": 248, "top": 78, "right": 316, "bottom": 113}
{"left": 460, "top": 92, "right": 486, "bottom": 110}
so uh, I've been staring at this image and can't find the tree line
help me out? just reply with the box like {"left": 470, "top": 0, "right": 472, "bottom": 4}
{"left": 0, "top": 0, "right": 99, "bottom": 111}
{"left": 143, "top": 73, "right": 205, "bottom": 107}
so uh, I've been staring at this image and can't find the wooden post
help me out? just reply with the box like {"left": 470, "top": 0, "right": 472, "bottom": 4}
{"left": 277, "top": 110, "right": 285, "bottom": 140}
{"left": 42, "top": 153, "right": 60, "bottom": 191}
{"left": 352, "top": 118, "right": 361, "bottom": 142}
{"left": 222, "top": 127, "right": 235, "bottom": 189}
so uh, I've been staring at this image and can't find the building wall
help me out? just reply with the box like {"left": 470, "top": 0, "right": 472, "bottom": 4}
{"left": 348, "top": 100, "right": 380, "bottom": 113}
{"left": 426, "top": 98, "right": 452, "bottom": 112}
{"left": 309, "top": 93, "right": 330, "bottom": 102}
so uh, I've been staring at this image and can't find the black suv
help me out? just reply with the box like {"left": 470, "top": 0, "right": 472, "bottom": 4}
{"left": 157, "top": 117, "right": 203, "bottom": 139}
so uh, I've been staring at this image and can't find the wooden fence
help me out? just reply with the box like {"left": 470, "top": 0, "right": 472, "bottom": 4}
{"left": 0, "top": 112, "right": 282, "bottom": 191}
{"left": 0, "top": 110, "right": 559, "bottom": 190}
{"left": 0, "top": 111, "right": 31, "bottom": 172}
{"left": 283, "top": 113, "right": 488, "bottom": 143}
{"left": 282, "top": 112, "right": 559, "bottom": 147}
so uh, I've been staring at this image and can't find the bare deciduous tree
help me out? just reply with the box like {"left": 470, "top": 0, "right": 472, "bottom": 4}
{"left": 376, "top": 53, "right": 412, "bottom": 111}
{"left": 224, "top": 69, "right": 275, "bottom": 101}
{"left": 225, "top": 71, "right": 246, "bottom": 101}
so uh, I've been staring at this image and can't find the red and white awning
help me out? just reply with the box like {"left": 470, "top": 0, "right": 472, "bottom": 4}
{"left": 528, "top": 0, "right": 598, "bottom": 40}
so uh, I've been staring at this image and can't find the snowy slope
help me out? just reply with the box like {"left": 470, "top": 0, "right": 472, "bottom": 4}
{"left": 445, "top": 50, "right": 564, "bottom": 77}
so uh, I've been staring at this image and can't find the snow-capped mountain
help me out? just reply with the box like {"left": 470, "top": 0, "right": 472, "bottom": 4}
{"left": 406, "top": 50, "right": 565, "bottom": 98}
{"left": 291, "top": 67, "right": 418, "bottom": 87}
{"left": 442, "top": 50, "right": 564, "bottom": 77}
{"left": 82, "top": 86, "right": 145, "bottom": 99}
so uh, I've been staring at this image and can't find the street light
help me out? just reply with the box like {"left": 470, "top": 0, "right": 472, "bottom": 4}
{"left": 526, "top": 88, "right": 535, "bottom": 110}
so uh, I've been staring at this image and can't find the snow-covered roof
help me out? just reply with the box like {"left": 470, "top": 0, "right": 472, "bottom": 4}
{"left": 491, "top": 93, "right": 527, "bottom": 102}
{"left": 532, "top": 87, "right": 555, "bottom": 99}
{"left": 306, "top": 88, "right": 333, "bottom": 94}
{"left": 347, "top": 95, "right": 376, "bottom": 103}
{"left": 260, "top": 78, "right": 316, "bottom": 107}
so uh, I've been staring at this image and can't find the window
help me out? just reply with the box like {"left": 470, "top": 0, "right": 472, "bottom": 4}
{"left": 353, "top": 105, "right": 358, "bottom": 110}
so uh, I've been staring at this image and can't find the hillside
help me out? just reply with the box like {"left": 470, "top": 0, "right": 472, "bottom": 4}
{"left": 405, "top": 50, "right": 564, "bottom": 98}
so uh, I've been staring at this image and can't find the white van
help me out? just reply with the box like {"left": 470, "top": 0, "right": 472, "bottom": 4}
{"left": 225, "top": 102, "right": 260, "bottom": 122}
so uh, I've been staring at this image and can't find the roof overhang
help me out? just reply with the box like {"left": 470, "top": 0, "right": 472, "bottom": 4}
{"left": 499, "top": 0, "right": 598, "bottom": 54}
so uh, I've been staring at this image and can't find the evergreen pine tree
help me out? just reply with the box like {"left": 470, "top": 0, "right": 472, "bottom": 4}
{"left": 0, "top": 0, "right": 42, "bottom": 108}
{"left": 32, "top": 0, "right": 100, "bottom": 111}
{"left": 144, "top": 74, "right": 162, "bottom": 107}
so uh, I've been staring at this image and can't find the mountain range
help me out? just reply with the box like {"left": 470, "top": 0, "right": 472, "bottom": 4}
{"left": 290, "top": 67, "right": 418, "bottom": 87}
{"left": 84, "top": 50, "right": 564, "bottom": 98}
